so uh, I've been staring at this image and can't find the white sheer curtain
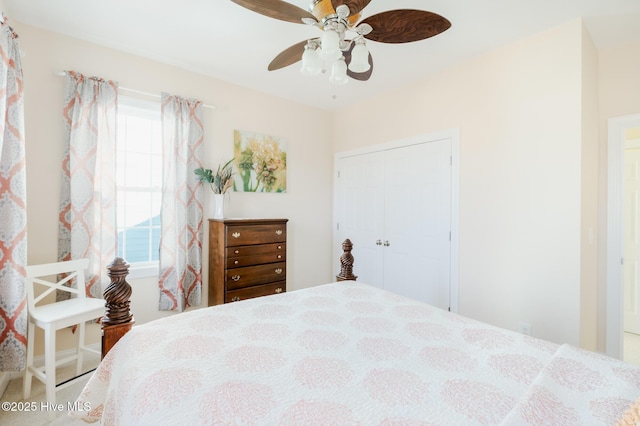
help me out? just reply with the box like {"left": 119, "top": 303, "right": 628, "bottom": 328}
{"left": 58, "top": 71, "right": 118, "bottom": 298}
{"left": 0, "top": 19, "right": 26, "bottom": 371}
{"left": 158, "top": 93, "right": 204, "bottom": 312}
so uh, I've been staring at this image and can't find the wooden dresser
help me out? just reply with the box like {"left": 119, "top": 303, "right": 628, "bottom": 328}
{"left": 208, "top": 218, "right": 288, "bottom": 305}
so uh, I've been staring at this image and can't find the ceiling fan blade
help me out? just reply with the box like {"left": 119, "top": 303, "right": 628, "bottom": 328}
{"left": 231, "top": 0, "right": 317, "bottom": 24}
{"left": 361, "top": 10, "right": 451, "bottom": 43}
{"left": 343, "top": 41, "right": 374, "bottom": 81}
{"left": 268, "top": 40, "right": 308, "bottom": 71}
{"left": 330, "top": 0, "right": 372, "bottom": 17}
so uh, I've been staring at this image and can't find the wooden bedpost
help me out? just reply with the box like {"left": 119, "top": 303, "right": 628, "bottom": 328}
{"left": 101, "top": 257, "right": 134, "bottom": 359}
{"left": 336, "top": 239, "right": 357, "bottom": 281}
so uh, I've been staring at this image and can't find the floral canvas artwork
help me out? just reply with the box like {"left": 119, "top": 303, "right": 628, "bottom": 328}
{"left": 233, "top": 130, "right": 287, "bottom": 193}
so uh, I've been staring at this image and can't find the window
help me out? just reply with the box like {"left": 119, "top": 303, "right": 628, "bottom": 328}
{"left": 116, "top": 97, "right": 162, "bottom": 277}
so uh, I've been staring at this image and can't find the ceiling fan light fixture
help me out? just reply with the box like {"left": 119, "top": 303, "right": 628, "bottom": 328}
{"left": 329, "top": 57, "right": 349, "bottom": 85}
{"left": 231, "top": 0, "right": 451, "bottom": 88}
{"left": 300, "top": 42, "right": 322, "bottom": 76}
{"left": 320, "top": 28, "right": 341, "bottom": 61}
{"left": 349, "top": 40, "right": 370, "bottom": 73}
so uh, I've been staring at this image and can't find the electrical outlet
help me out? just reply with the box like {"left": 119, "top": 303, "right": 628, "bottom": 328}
{"left": 518, "top": 322, "right": 531, "bottom": 336}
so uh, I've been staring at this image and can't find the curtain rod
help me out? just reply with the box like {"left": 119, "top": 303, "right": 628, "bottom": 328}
{"left": 54, "top": 71, "right": 215, "bottom": 110}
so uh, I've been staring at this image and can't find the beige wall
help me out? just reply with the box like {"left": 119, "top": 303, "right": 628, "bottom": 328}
{"left": 598, "top": 40, "right": 640, "bottom": 120}
{"left": 579, "top": 24, "right": 599, "bottom": 351}
{"left": 15, "top": 22, "right": 335, "bottom": 352}
{"left": 334, "top": 19, "right": 587, "bottom": 346}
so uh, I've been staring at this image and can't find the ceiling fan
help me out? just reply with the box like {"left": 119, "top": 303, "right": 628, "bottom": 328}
{"left": 231, "top": 0, "right": 451, "bottom": 83}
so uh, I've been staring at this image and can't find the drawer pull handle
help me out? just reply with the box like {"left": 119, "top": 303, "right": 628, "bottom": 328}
{"left": 232, "top": 275, "right": 241, "bottom": 281}
{"left": 275, "top": 230, "right": 283, "bottom": 236}
{"left": 275, "top": 288, "right": 283, "bottom": 294}
{"left": 277, "top": 245, "right": 282, "bottom": 250}
{"left": 275, "top": 268, "right": 282, "bottom": 274}
{"left": 232, "top": 232, "right": 241, "bottom": 238}
{"left": 232, "top": 296, "right": 241, "bottom": 302}
{"left": 234, "top": 250, "right": 240, "bottom": 254}
{"left": 234, "top": 260, "right": 239, "bottom": 265}
{"left": 277, "top": 255, "right": 282, "bottom": 259}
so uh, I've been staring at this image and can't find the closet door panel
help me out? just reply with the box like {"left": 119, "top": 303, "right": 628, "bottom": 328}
{"left": 384, "top": 140, "right": 451, "bottom": 308}
{"left": 335, "top": 152, "right": 384, "bottom": 287}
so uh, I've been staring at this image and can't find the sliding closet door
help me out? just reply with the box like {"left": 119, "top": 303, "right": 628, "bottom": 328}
{"left": 335, "top": 138, "right": 452, "bottom": 308}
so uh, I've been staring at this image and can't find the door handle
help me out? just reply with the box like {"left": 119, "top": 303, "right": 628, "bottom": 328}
{"left": 376, "top": 239, "right": 382, "bottom": 246}
{"left": 383, "top": 240, "right": 390, "bottom": 247}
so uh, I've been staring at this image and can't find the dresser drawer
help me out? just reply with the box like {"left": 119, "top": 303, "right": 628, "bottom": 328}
{"left": 226, "top": 282, "right": 286, "bottom": 302}
{"left": 227, "top": 252, "right": 286, "bottom": 268}
{"left": 208, "top": 218, "right": 288, "bottom": 307}
{"left": 226, "top": 224, "right": 286, "bottom": 246}
{"left": 226, "top": 262, "right": 286, "bottom": 290}
{"left": 227, "top": 243, "right": 286, "bottom": 258}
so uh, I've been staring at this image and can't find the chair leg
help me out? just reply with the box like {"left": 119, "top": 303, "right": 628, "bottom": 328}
{"left": 44, "top": 324, "right": 56, "bottom": 420}
{"left": 22, "top": 321, "right": 35, "bottom": 399}
{"left": 76, "top": 321, "right": 86, "bottom": 376}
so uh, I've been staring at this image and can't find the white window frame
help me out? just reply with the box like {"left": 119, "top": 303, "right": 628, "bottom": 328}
{"left": 116, "top": 96, "right": 162, "bottom": 279}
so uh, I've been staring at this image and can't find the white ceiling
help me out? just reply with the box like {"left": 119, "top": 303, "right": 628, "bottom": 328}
{"left": 5, "top": 0, "right": 640, "bottom": 110}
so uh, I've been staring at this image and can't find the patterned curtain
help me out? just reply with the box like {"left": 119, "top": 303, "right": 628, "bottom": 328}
{"left": 59, "top": 71, "right": 117, "bottom": 298}
{"left": 0, "top": 20, "right": 26, "bottom": 371}
{"left": 159, "top": 93, "right": 204, "bottom": 312}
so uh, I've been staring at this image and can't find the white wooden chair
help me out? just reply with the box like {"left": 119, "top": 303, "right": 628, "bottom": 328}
{"left": 23, "top": 258, "right": 105, "bottom": 413}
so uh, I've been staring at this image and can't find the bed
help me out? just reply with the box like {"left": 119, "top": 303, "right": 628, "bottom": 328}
{"left": 70, "top": 274, "right": 640, "bottom": 425}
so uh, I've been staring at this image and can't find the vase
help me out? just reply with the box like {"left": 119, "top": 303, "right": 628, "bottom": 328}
{"left": 213, "top": 194, "right": 225, "bottom": 219}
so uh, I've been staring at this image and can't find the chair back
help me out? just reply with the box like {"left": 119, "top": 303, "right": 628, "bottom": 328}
{"left": 26, "top": 258, "right": 91, "bottom": 311}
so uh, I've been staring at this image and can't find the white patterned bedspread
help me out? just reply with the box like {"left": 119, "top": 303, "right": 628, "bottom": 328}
{"left": 70, "top": 282, "right": 640, "bottom": 425}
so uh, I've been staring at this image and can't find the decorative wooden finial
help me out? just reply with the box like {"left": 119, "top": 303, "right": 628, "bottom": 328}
{"left": 102, "top": 257, "right": 133, "bottom": 326}
{"left": 336, "top": 238, "right": 357, "bottom": 281}
{"left": 102, "top": 257, "right": 135, "bottom": 359}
